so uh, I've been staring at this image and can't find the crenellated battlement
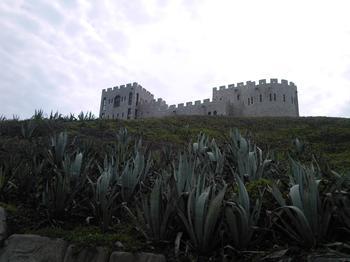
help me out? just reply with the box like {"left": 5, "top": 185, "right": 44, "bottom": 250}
{"left": 212, "top": 78, "right": 296, "bottom": 92}
{"left": 100, "top": 78, "right": 299, "bottom": 119}
{"left": 167, "top": 98, "right": 212, "bottom": 111}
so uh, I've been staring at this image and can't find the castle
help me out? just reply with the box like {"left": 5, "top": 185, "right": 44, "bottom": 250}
{"left": 99, "top": 78, "right": 299, "bottom": 120}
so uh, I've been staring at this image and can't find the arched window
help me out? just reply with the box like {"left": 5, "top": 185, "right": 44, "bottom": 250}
{"left": 237, "top": 95, "right": 240, "bottom": 101}
{"left": 128, "top": 92, "right": 133, "bottom": 105}
{"left": 273, "top": 93, "right": 276, "bottom": 101}
{"left": 114, "top": 95, "right": 120, "bottom": 107}
{"left": 260, "top": 94, "right": 262, "bottom": 102}
{"left": 213, "top": 111, "right": 217, "bottom": 115}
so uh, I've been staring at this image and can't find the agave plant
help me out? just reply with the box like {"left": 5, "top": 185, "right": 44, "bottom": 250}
{"left": 177, "top": 177, "right": 227, "bottom": 253}
{"left": 21, "top": 120, "right": 37, "bottom": 139}
{"left": 48, "top": 131, "right": 68, "bottom": 167}
{"left": 32, "top": 109, "right": 44, "bottom": 120}
{"left": 227, "top": 129, "right": 272, "bottom": 181}
{"left": 224, "top": 174, "right": 263, "bottom": 250}
{"left": 270, "top": 159, "right": 334, "bottom": 248}
{"left": 118, "top": 150, "right": 151, "bottom": 202}
{"left": 88, "top": 163, "right": 119, "bottom": 232}
{"left": 0, "top": 166, "right": 17, "bottom": 201}
{"left": 173, "top": 153, "right": 196, "bottom": 196}
{"left": 137, "top": 175, "right": 178, "bottom": 241}
{"left": 42, "top": 152, "right": 86, "bottom": 217}
{"left": 191, "top": 132, "right": 210, "bottom": 155}
{"left": 206, "top": 139, "right": 225, "bottom": 176}
{"left": 49, "top": 111, "right": 63, "bottom": 121}
{"left": 107, "top": 128, "right": 133, "bottom": 169}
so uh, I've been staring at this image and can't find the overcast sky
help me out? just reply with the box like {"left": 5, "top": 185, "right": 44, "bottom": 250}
{"left": 1, "top": 0, "right": 350, "bottom": 119}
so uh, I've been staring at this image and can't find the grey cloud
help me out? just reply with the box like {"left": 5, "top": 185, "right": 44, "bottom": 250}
{"left": 116, "top": 0, "right": 155, "bottom": 25}
{"left": 21, "top": 0, "right": 64, "bottom": 27}
{"left": 104, "top": 30, "right": 129, "bottom": 53}
{"left": 64, "top": 19, "right": 84, "bottom": 38}
{"left": 339, "top": 100, "right": 350, "bottom": 117}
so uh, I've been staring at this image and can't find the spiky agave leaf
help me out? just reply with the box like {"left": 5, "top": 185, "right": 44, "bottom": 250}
{"left": 202, "top": 183, "right": 227, "bottom": 251}
{"left": 270, "top": 158, "right": 334, "bottom": 248}
{"left": 178, "top": 181, "right": 227, "bottom": 253}
{"left": 224, "top": 175, "right": 262, "bottom": 249}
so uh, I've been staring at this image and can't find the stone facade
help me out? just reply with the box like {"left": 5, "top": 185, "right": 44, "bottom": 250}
{"left": 99, "top": 78, "right": 299, "bottom": 120}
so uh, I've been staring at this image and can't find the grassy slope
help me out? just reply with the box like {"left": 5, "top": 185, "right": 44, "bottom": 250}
{"left": 1, "top": 115, "right": 350, "bottom": 258}
{"left": 84, "top": 116, "right": 350, "bottom": 172}
{"left": 2, "top": 116, "right": 350, "bottom": 171}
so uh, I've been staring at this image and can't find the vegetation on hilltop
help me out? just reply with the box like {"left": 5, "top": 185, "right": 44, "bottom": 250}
{"left": 0, "top": 111, "right": 349, "bottom": 260}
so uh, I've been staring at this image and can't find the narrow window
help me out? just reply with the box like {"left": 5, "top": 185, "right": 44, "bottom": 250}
{"left": 127, "top": 108, "right": 131, "bottom": 119}
{"left": 269, "top": 94, "right": 272, "bottom": 101}
{"left": 122, "top": 112, "right": 124, "bottom": 118}
{"left": 274, "top": 93, "right": 276, "bottom": 101}
{"left": 283, "top": 94, "right": 286, "bottom": 102}
{"left": 117, "top": 113, "right": 119, "bottom": 118}
{"left": 251, "top": 97, "right": 253, "bottom": 104}
{"left": 237, "top": 95, "right": 240, "bottom": 101}
{"left": 213, "top": 111, "right": 217, "bottom": 115}
{"left": 136, "top": 93, "right": 139, "bottom": 106}
{"left": 208, "top": 112, "right": 211, "bottom": 115}
{"left": 128, "top": 92, "right": 132, "bottom": 105}
{"left": 248, "top": 98, "right": 250, "bottom": 105}
{"left": 260, "top": 94, "right": 262, "bottom": 102}
{"left": 114, "top": 95, "right": 121, "bottom": 107}
{"left": 102, "top": 98, "right": 107, "bottom": 111}
{"left": 291, "top": 96, "right": 294, "bottom": 104}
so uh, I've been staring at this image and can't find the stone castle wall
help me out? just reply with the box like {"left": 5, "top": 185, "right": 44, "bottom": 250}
{"left": 99, "top": 78, "right": 299, "bottom": 119}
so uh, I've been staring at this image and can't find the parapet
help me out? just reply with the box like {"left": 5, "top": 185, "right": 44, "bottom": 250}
{"left": 246, "top": 81, "right": 256, "bottom": 87}
{"left": 186, "top": 102, "right": 193, "bottom": 106}
{"left": 211, "top": 78, "right": 297, "bottom": 95}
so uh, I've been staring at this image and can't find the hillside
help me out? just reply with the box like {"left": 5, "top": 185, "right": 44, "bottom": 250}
{"left": 2, "top": 115, "right": 349, "bottom": 170}
{"left": 0, "top": 115, "right": 349, "bottom": 261}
